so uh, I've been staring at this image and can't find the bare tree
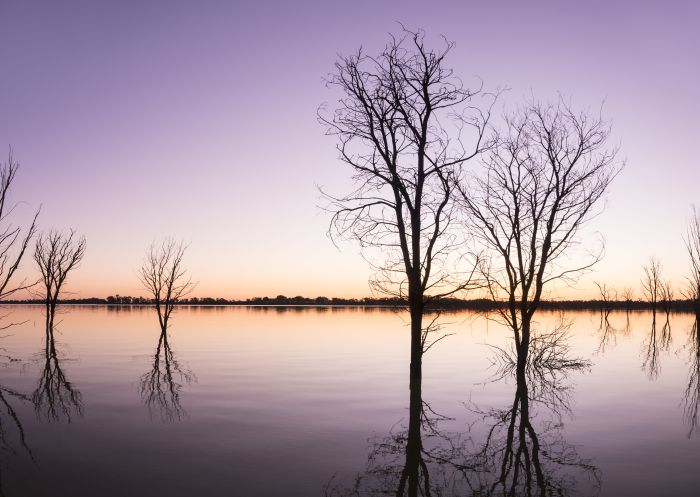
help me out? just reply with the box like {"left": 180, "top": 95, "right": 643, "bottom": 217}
{"left": 595, "top": 281, "right": 616, "bottom": 315}
{"left": 684, "top": 205, "right": 700, "bottom": 312}
{"left": 459, "top": 100, "right": 621, "bottom": 360}
{"left": 660, "top": 280, "right": 674, "bottom": 315}
{"left": 33, "top": 229, "right": 86, "bottom": 329}
{"left": 138, "top": 239, "right": 194, "bottom": 331}
{"left": 320, "top": 28, "right": 494, "bottom": 381}
{"left": 641, "top": 257, "right": 662, "bottom": 309}
{"left": 682, "top": 313, "right": 700, "bottom": 437}
{"left": 0, "top": 150, "right": 40, "bottom": 301}
{"left": 621, "top": 286, "right": 635, "bottom": 311}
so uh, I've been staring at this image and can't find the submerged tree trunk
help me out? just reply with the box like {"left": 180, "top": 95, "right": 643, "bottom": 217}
{"left": 409, "top": 302, "right": 423, "bottom": 383}
{"left": 398, "top": 356, "right": 424, "bottom": 497}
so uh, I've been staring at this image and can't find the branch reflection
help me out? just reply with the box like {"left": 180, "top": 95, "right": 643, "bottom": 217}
{"left": 326, "top": 323, "right": 598, "bottom": 496}
{"left": 1, "top": 345, "right": 34, "bottom": 495}
{"left": 682, "top": 312, "right": 700, "bottom": 436}
{"left": 32, "top": 319, "right": 83, "bottom": 422}
{"left": 138, "top": 323, "right": 195, "bottom": 422}
{"left": 641, "top": 310, "right": 672, "bottom": 380}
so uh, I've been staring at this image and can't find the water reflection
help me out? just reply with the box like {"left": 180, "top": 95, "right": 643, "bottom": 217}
{"left": 138, "top": 322, "right": 195, "bottom": 422}
{"left": 469, "top": 331, "right": 598, "bottom": 496}
{"left": 682, "top": 312, "right": 700, "bottom": 436}
{"left": 32, "top": 319, "right": 83, "bottom": 422}
{"left": 641, "top": 310, "right": 672, "bottom": 380}
{"left": 596, "top": 310, "right": 631, "bottom": 354}
{"left": 0, "top": 352, "right": 33, "bottom": 495}
{"left": 327, "top": 323, "right": 598, "bottom": 496}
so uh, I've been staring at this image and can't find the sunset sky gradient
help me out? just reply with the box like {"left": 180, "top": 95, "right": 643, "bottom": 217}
{"left": 1, "top": 0, "right": 698, "bottom": 299}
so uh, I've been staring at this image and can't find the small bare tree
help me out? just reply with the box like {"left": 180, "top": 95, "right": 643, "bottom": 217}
{"left": 459, "top": 99, "right": 621, "bottom": 360}
{"left": 33, "top": 230, "right": 86, "bottom": 329}
{"left": 320, "top": 28, "right": 494, "bottom": 381}
{"left": 595, "top": 281, "right": 617, "bottom": 315}
{"left": 138, "top": 239, "right": 194, "bottom": 330}
{"left": 660, "top": 280, "right": 674, "bottom": 315}
{"left": 621, "top": 287, "right": 635, "bottom": 311}
{"left": 0, "top": 150, "right": 40, "bottom": 301}
{"left": 685, "top": 205, "right": 700, "bottom": 312}
{"left": 641, "top": 257, "right": 662, "bottom": 309}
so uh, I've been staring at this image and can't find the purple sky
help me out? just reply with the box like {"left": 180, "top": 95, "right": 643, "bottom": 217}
{"left": 1, "top": 0, "right": 698, "bottom": 299}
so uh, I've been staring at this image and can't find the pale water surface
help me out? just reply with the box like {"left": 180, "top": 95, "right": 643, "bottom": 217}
{"left": 0, "top": 305, "right": 698, "bottom": 496}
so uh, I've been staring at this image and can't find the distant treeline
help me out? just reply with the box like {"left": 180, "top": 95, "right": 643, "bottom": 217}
{"left": 1, "top": 294, "right": 699, "bottom": 312}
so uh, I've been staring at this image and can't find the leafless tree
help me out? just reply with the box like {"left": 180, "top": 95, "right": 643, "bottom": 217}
{"left": 660, "top": 280, "right": 674, "bottom": 315}
{"left": 684, "top": 205, "right": 700, "bottom": 312}
{"left": 138, "top": 239, "right": 194, "bottom": 331}
{"left": 320, "top": 28, "right": 495, "bottom": 381}
{"left": 0, "top": 150, "right": 39, "bottom": 301}
{"left": 595, "top": 281, "right": 616, "bottom": 314}
{"left": 641, "top": 257, "right": 662, "bottom": 309}
{"left": 621, "top": 286, "right": 635, "bottom": 311}
{"left": 33, "top": 229, "right": 86, "bottom": 330}
{"left": 459, "top": 99, "right": 621, "bottom": 361}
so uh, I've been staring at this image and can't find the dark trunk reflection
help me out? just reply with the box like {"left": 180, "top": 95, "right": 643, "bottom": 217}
{"left": 0, "top": 347, "right": 33, "bottom": 497}
{"left": 327, "top": 322, "right": 598, "bottom": 496}
{"left": 682, "top": 312, "right": 700, "bottom": 436}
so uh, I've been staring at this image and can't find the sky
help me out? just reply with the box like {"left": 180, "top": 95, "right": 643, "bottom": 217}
{"left": 0, "top": 0, "right": 698, "bottom": 300}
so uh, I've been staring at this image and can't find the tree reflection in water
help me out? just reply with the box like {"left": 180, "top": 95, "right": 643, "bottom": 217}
{"left": 138, "top": 323, "right": 195, "bottom": 422}
{"left": 326, "top": 323, "right": 598, "bottom": 497}
{"left": 32, "top": 320, "right": 83, "bottom": 422}
{"left": 641, "top": 310, "right": 672, "bottom": 380}
{"left": 682, "top": 312, "right": 700, "bottom": 437}
{"left": 1, "top": 348, "right": 33, "bottom": 496}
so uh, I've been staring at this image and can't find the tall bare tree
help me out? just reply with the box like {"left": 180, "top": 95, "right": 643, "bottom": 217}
{"left": 459, "top": 100, "right": 621, "bottom": 361}
{"left": 138, "top": 239, "right": 194, "bottom": 331}
{"left": 320, "top": 28, "right": 494, "bottom": 381}
{"left": 685, "top": 206, "right": 700, "bottom": 312}
{"left": 0, "top": 150, "right": 39, "bottom": 301}
{"left": 33, "top": 229, "right": 86, "bottom": 329}
{"left": 641, "top": 257, "right": 662, "bottom": 309}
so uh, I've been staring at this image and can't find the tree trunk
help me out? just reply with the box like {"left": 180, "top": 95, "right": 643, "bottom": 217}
{"left": 409, "top": 301, "right": 423, "bottom": 383}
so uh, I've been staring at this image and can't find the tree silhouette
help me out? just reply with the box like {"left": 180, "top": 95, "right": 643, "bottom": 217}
{"left": 459, "top": 99, "right": 621, "bottom": 365}
{"left": 641, "top": 257, "right": 662, "bottom": 310}
{"left": 33, "top": 229, "right": 86, "bottom": 330}
{"left": 320, "top": 27, "right": 495, "bottom": 382}
{"left": 0, "top": 150, "right": 39, "bottom": 302}
{"left": 138, "top": 239, "right": 194, "bottom": 331}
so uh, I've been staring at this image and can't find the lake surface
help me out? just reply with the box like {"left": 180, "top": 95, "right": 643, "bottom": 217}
{"left": 0, "top": 305, "right": 698, "bottom": 496}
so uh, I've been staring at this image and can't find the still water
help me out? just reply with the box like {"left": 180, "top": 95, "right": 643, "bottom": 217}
{"left": 0, "top": 305, "right": 698, "bottom": 496}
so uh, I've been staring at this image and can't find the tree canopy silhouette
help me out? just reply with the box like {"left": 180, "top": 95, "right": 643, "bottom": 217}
{"left": 138, "top": 238, "right": 195, "bottom": 331}
{"left": 459, "top": 99, "right": 622, "bottom": 360}
{"left": 320, "top": 27, "right": 494, "bottom": 381}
